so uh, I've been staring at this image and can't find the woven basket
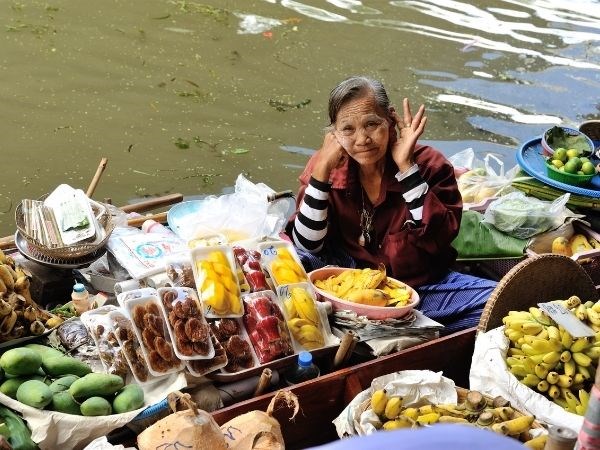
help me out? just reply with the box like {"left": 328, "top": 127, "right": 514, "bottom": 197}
{"left": 15, "top": 196, "right": 114, "bottom": 260}
{"left": 477, "top": 253, "right": 597, "bottom": 333}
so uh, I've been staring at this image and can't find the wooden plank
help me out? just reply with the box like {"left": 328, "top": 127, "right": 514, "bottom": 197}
{"left": 212, "top": 327, "right": 476, "bottom": 449}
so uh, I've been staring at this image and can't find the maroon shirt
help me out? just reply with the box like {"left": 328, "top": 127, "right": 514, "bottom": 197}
{"left": 293, "top": 144, "right": 463, "bottom": 287}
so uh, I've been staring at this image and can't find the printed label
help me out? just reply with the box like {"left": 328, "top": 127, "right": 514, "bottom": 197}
{"left": 538, "top": 302, "right": 595, "bottom": 337}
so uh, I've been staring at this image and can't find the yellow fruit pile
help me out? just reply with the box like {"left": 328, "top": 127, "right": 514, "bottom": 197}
{"left": 547, "top": 147, "right": 597, "bottom": 176}
{"left": 284, "top": 287, "right": 325, "bottom": 350}
{"left": 369, "top": 389, "right": 543, "bottom": 447}
{"left": 313, "top": 265, "right": 412, "bottom": 308}
{"left": 503, "top": 296, "right": 600, "bottom": 415}
{"left": 269, "top": 248, "right": 307, "bottom": 285}
{"left": 552, "top": 233, "right": 600, "bottom": 257}
{"left": 196, "top": 250, "right": 242, "bottom": 315}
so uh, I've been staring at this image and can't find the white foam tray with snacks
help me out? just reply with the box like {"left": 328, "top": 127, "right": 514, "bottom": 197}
{"left": 123, "top": 294, "right": 185, "bottom": 377}
{"left": 108, "top": 309, "right": 168, "bottom": 386}
{"left": 157, "top": 286, "right": 215, "bottom": 361}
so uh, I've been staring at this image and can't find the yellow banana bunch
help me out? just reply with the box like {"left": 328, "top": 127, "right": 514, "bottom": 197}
{"left": 196, "top": 250, "right": 242, "bottom": 315}
{"left": 269, "top": 248, "right": 307, "bottom": 285}
{"left": 285, "top": 288, "right": 325, "bottom": 350}
{"left": 314, "top": 265, "right": 414, "bottom": 308}
{"left": 384, "top": 397, "right": 403, "bottom": 420}
{"left": 371, "top": 389, "right": 388, "bottom": 415}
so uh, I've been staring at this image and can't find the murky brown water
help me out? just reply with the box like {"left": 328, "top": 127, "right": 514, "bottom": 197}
{"left": 1, "top": 0, "right": 599, "bottom": 236}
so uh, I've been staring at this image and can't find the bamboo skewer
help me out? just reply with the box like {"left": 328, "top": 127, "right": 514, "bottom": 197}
{"left": 86, "top": 157, "right": 108, "bottom": 198}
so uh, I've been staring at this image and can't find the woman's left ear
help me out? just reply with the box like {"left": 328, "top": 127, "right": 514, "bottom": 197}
{"left": 388, "top": 119, "right": 398, "bottom": 145}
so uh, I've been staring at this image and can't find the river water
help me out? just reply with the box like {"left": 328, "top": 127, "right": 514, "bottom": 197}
{"left": 1, "top": 0, "right": 599, "bottom": 236}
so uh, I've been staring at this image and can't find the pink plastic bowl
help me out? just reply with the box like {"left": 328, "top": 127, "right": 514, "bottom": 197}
{"left": 308, "top": 267, "right": 420, "bottom": 320}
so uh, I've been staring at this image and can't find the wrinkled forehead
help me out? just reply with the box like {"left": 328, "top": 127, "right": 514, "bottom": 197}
{"left": 335, "top": 94, "right": 387, "bottom": 124}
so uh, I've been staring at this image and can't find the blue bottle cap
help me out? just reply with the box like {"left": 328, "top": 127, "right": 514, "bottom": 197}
{"left": 298, "top": 351, "right": 312, "bottom": 367}
{"left": 73, "top": 283, "right": 85, "bottom": 293}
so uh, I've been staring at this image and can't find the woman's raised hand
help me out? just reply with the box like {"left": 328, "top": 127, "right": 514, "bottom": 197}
{"left": 390, "top": 98, "right": 427, "bottom": 173}
{"left": 312, "top": 131, "right": 348, "bottom": 183}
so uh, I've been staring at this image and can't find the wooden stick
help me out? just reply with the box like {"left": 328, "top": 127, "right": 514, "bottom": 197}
{"left": 86, "top": 157, "right": 108, "bottom": 198}
{"left": 253, "top": 368, "right": 273, "bottom": 397}
{"left": 120, "top": 193, "right": 183, "bottom": 213}
{"left": 126, "top": 211, "right": 168, "bottom": 228}
{"left": 333, "top": 331, "right": 357, "bottom": 369}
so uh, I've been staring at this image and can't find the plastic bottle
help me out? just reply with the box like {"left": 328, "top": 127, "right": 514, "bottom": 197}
{"left": 71, "top": 282, "right": 91, "bottom": 315}
{"left": 284, "top": 351, "right": 320, "bottom": 386}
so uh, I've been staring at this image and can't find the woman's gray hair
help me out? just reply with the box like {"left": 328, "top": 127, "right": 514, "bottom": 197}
{"left": 328, "top": 76, "right": 390, "bottom": 125}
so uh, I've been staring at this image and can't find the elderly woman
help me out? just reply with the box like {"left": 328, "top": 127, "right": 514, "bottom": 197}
{"left": 288, "top": 76, "right": 496, "bottom": 334}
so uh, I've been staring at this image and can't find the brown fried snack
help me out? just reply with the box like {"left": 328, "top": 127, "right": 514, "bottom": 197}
{"left": 176, "top": 335, "right": 194, "bottom": 356}
{"left": 168, "top": 310, "right": 179, "bottom": 327}
{"left": 107, "top": 331, "right": 119, "bottom": 347}
{"left": 95, "top": 324, "right": 105, "bottom": 338}
{"left": 226, "top": 335, "right": 252, "bottom": 359}
{"left": 132, "top": 305, "right": 146, "bottom": 328}
{"left": 184, "top": 318, "right": 209, "bottom": 342}
{"left": 154, "top": 336, "right": 176, "bottom": 361}
{"left": 173, "top": 297, "right": 198, "bottom": 319}
{"left": 148, "top": 350, "right": 171, "bottom": 372}
{"left": 142, "top": 329, "right": 157, "bottom": 349}
{"left": 181, "top": 265, "right": 194, "bottom": 288}
{"left": 146, "top": 302, "right": 160, "bottom": 317}
{"left": 173, "top": 319, "right": 187, "bottom": 337}
{"left": 220, "top": 318, "right": 240, "bottom": 337}
{"left": 144, "top": 313, "right": 165, "bottom": 336}
{"left": 193, "top": 340, "right": 210, "bottom": 356}
{"left": 162, "top": 289, "right": 177, "bottom": 311}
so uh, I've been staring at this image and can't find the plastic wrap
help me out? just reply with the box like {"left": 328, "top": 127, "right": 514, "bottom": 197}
{"left": 232, "top": 246, "right": 270, "bottom": 293}
{"left": 209, "top": 318, "right": 257, "bottom": 373}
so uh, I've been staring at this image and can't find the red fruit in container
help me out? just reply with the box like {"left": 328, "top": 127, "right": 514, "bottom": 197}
{"left": 245, "top": 270, "right": 268, "bottom": 292}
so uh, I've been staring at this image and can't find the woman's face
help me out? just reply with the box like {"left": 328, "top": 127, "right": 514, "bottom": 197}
{"left": 333, "top": 94, "right": 391, "bottom": 167}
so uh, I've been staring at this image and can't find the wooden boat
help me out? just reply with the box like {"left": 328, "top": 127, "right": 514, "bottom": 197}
{"left": 211, "top": 327, "right": 476, "bottom": 450}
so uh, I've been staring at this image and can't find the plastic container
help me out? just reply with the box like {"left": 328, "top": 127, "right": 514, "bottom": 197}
{"left": 80, "top": 306, "right": 131, "bottom": 379}
{"left": 284, "top": 351, "right": 320, "bottom": 385}
{"left": 108, "top": 309, "right": 165, "bottom": 385}
{"left": 257, "top": 240, "right": 308, "bottom": 288}
{"left": 542, "top": 126, "right": 595, "bottom": 157}
{"left": 184, "top": 333, "right": 228, "bottom": 378}
{"left": 208, "top": 318, "right": 259, "bottom": 374}
{"left": 308, "top": 267, "right": 420, "bottom": 320}
{"left": 165, "top": 255, "right": 195, "bottom": 288}
{"left": 241, "top": 290, "right": 294, "bottom": 364}
{"left": 190, "top": 245, "right": 244, "bottom": 318}
{"left": 124, "top": 294, "right": 184, "bottom": 377}
{"left": 72, "top": 282, "right": 92, "bottom": 315}
{"left": 545, "top": 159, "right": 596, "bottom": 186}
{"left": 157, "top": 287, "right": 215, "bottom": 361}
{"left": 275, "top": 282, "right": 328, "bottom": 352}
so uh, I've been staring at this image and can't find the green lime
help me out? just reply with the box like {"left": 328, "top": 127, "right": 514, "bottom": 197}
{"left": 580, "top": 157, "right": 590, "bottom": 165}
{"left": 554, "top": 148, "right": 568, "bottom": 162}
{"left": 559, "top": 166, "right": 565, "bottom": 171}
{"left": 564, "top": 160, "right": 578, "bottom": 174}
{"left": 567, "top": 148, "right": 580, "bottom": 159}
{"left": 551, "top": 159, "right": 564, "bottom": 169}
{"left": 568, "top": 156, "right": 582, "bottom": 170}
{"left": 578, "top": 170, "right": 585, "bottom": 175}
{"left": 581, "top": 161, "right": 595, "bottom": 175}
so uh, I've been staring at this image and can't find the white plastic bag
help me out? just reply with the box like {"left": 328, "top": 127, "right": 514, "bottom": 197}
{"left": 470, "top": 327, "right": 582, "bottom": 432}
{"left": 176, "top": 174, "right": 290, "bottom": 242}
{"left": 483, "top": 191, "right": 574, "bottom": 239}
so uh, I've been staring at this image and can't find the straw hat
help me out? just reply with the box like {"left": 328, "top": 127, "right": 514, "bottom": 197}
{"left": 477, "top": 253, "right": 598, "bottom": 333}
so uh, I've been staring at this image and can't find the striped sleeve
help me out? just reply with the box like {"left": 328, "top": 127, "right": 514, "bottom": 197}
{"left": 395, "top": 164, "right": 429, "bottom": 226}
{"left": 291, "top": 177, "right": 330, "bottom": 253}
